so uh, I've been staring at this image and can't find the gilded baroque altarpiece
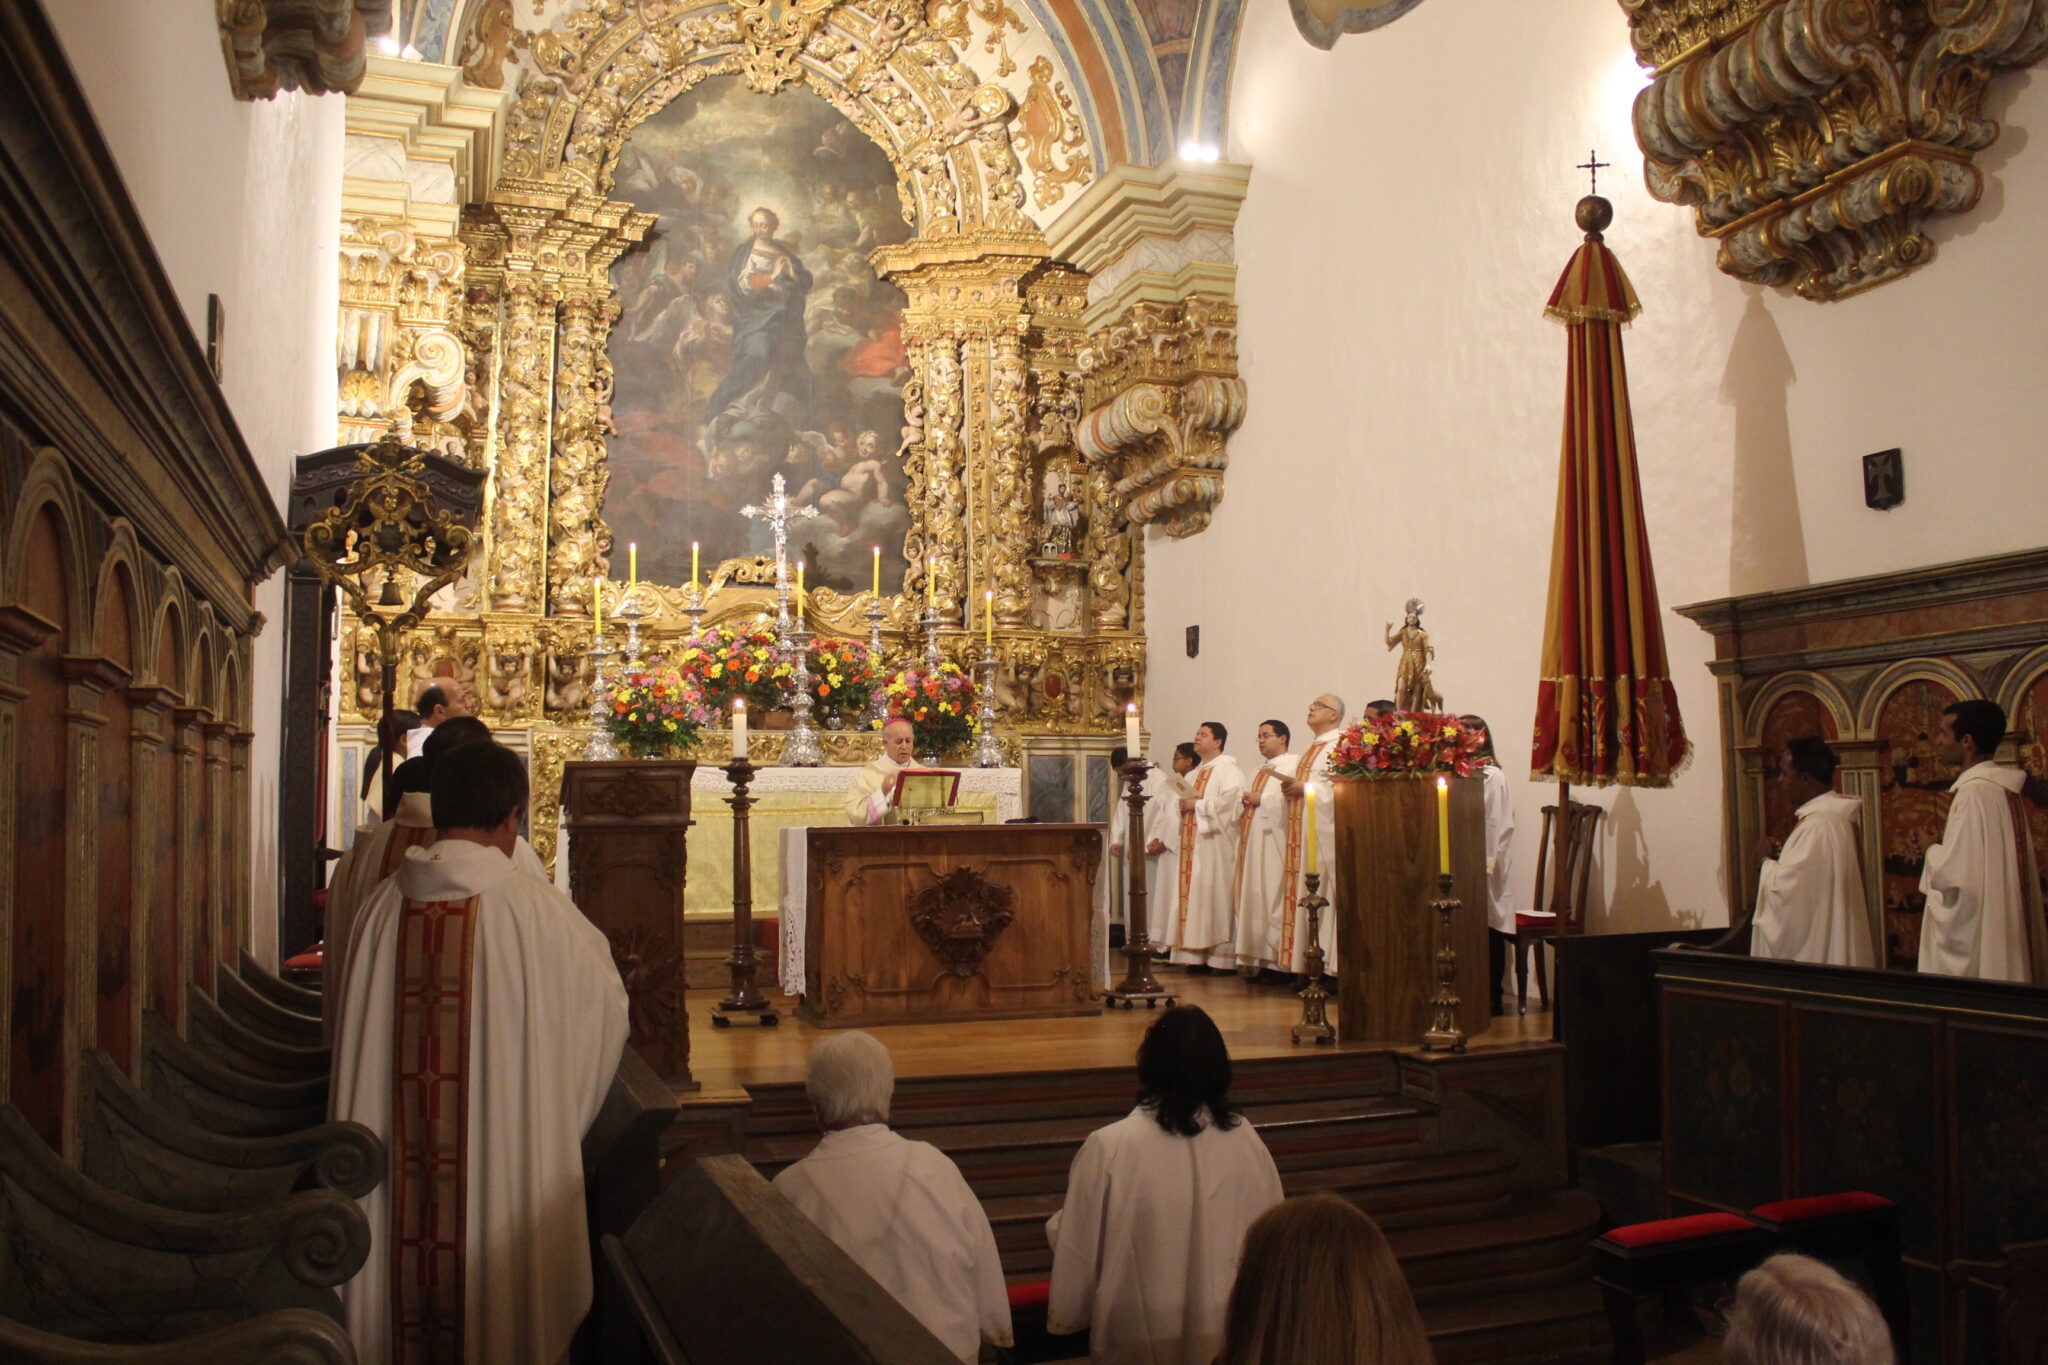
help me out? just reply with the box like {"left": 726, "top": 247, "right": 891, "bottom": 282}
{"left": 329, "top": 0, "right": 1205, "bottom": 868}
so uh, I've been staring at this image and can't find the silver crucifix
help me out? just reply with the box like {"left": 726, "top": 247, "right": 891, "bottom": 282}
{"left": 740, "top": 472, "right": 820, "bottom": 630}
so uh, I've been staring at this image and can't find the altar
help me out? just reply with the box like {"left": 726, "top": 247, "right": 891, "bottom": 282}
{"left": 555, "top": 763, "right": 1023, "bottom": 917}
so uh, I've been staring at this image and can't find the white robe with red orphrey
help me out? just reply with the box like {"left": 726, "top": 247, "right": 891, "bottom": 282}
{"left": 1918, "top": 761, "right": 2048, "bottom": 983}
{"left": 1752, "top": 791, "right": 1876, "bottom": 968}
{"left": 1231, "top": 754, "right": 1299, "bottom": 970}
{"left": 331, "top": 839, "right": 630, "bottom": 1365}
{"left": 1169, "top": 755, "right": 1245, "bottom": 967}
{"left": 1279, "top": 732, "right": 1343, "bottom": 974}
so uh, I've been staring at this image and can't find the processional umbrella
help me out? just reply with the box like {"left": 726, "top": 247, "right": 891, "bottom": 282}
{"left": 1530, "top": 184, "right": 1690, "bottom": 909}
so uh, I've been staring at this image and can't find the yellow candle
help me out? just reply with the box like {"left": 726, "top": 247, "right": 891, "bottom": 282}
{"left": 1305, "top": 786, "right": 1318, "bottom": 869}
{"left": 796, "top": 559, "right": 805, "bottom": 617}
{"left": 691, "top": 541, "right": 700, "bottom": 592}
{"left": 927, "top": 556, "right": 936, "bottom": 609}
{"left": 593, "top": 577, "right": 602, "bottom": 628}
{"left": 628, "top": 542, "right": 637, "bottom": 592}
{"left": 984, "top": 589, "right": 994, "bottom": 643}
{"left": 1436, "top": 775, "right": 1451, "bottom": 875}
{"left": 871, "top": 546, "right": 880, "bottom": 599}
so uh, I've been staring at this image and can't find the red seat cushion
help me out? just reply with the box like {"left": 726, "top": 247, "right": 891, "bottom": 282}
{"left": 1600, "top": 1212, "right": 1756, "bottom": 1249}
{"left": 1007, "top": 1280, "right": 1051, "bottom": 1311}
{"left": 284, "top": 945, "right": 325, "bottom": 972}
{"left": 1751, "top": 1192, "right": 1893, "bottom": 1224}
{"left": 1515, "top": 910, "right": 1559, "bottom": 929}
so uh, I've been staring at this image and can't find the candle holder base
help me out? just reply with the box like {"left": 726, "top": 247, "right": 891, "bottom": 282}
{"left": 1106, "top": 759, "right": 1177, "bottom": 1011}
{"left": 1420, "top": 872, "right": 1467, "bottom": 1054}
{"left": 1291, "top": 874, "right": 1337, "bottom": 1046}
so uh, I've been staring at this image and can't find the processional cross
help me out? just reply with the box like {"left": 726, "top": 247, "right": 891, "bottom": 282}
{"left": 740, "top": 472, "right": 819, "bottom": 626}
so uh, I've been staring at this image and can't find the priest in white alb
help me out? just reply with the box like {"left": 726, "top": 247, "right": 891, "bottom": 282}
{"left": 1751, "top": 736, "right": 1875, "bottom": 968}
{"left": 1046, "top": 1006, "right": 1283, "bottom": 1365}
{"left": 1167, "top": 722, "right": 1245, "bottom": 970}
{"left": 1122, "top": 743, "right": 1196, "bottom": 928}
{"left": 1232, "top": 719, "right": 1300, "bottom": 974}
{"left": 773, "top": 1031, "right": 1011, "bottom": 1363}
{"left": 1460, "top": 715, "right": 1518, "bottom": 1012}
{"left": 1917, "top": 699, "right": 2048, "bottom": 983}
{"left": 1272, "top": 693, "right": 1347, "bottom": 976}
{"left": 331, "top": 740, "right": 630, "bottom": 1365}
{"left": 844, "top": 716, "right": 915, "bottom": 825}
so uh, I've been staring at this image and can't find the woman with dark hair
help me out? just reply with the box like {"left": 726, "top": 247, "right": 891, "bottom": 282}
{"left": 1218, "top": 1194, "right": 1431, "bottom": 1365}
{"left": 1045, "top": 1006, "right": 1283, "bottom": 1365}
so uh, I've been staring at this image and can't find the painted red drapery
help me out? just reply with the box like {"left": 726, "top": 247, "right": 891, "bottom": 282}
{"left": 1530, "top": 232, "right": 1689, "bottom": 787}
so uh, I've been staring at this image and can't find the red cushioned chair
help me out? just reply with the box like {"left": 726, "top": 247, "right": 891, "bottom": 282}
{"left": 1513, "top": 801, "right": 1602, "bottom": 1012}
{"left": 1750, "top": 1192, "right": 1909, "bottom": 1358}
{"left": 1593, "top": 1212, "right": 1770, "bottom": 1365}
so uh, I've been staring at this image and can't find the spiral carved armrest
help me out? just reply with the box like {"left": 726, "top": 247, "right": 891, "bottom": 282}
{"left": 0, "top": 1308, "right": 356, "bottom": 1364}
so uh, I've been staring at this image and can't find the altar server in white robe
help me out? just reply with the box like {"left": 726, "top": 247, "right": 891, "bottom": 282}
{"left": 1233, "top": 720, "right": 1300, "bottom": 974}
{"left": 773, "top": 1032, "right": 1011, "bottom": 1362}
{"left": 1461, "top": 716, "right": 1518, "bottom": 1013}
{"left": 1752, "top": 736, "right": 1876, "bottom": 968}
{"left": 1169, "top": 723, "right": 1246, "bottom": 970}
{"left": 844, "top": 716, "right": 915, "bottom": 824}
{"left": 1047, "top": 1005, "right": 1283, "bottom": 1365}
{"left": 1123, "top": 744, "right": 1199, "bottom": 926}
{"left": 332, "top": 741, "right": 630, "bottom": 1365}
{"left": 325, "top": 718, "right": 547, "bottom": 1037}
{"left": 1274, "top": 694, "right": 1347, "bottom": 976}
{"left": 1917, "top": 700, "right": 2048, "bottom": 982}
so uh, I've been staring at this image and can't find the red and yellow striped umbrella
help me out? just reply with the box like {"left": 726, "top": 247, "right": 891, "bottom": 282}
{"left": 1531, "top": 198, "right": 1689, "bottom": 790}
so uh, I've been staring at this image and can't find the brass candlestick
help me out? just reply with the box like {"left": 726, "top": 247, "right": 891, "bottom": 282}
{"left": 713, "top": 757, "right": 778, "bottom": 1027}
{"left": 1292, "top": 872, "right": 1336, "bottom": 1045}
{"left": 1106, "top": 758, "right": 1175, "bottom": 1010}
{"left": 1421, "top": 872, "right": 1466, "bottom": 1053}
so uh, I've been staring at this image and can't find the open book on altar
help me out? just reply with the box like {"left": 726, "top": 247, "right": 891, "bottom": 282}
{"left": 890, "top": 768, "right": 961, "bottom": 810}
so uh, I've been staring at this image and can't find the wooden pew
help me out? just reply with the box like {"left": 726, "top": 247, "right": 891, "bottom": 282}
{"left": 238, "top": 949, "right": 322, "bottom": 1016}
{"left": 0, "top": 1106, "right": 367, "bottom": 1342}
{"left": 80, "top": 1049, "right": 381, "bottom": 1212}
{"left": 605, "top": 1153, "right": 961, "bottom": 1365}
{"left": 139, "top": 1013, "right": 326, "bottom": 1137}
{"left": 579, "top": 1047, "right": 682, "bottom": 1362}
{"left": 0, "top": 1308, "right": 355, "bottom": 1363}
{"left": 214, "top": 964, "right": 321, "bottom": 1048}
{"left": 184, "top": 986, "right": 329, "bottom": 1082}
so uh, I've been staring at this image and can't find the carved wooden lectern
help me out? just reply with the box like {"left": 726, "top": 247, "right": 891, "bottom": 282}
{"left": 563, "top": 759, "right": 697, "bottom": 1091}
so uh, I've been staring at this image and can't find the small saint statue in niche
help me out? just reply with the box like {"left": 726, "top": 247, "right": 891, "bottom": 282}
{"left": 1040, "top": 476, "right": 1082, "bottom": 558}
{"left": 1384, "top": 598, "right": 1443, "bottom": 713}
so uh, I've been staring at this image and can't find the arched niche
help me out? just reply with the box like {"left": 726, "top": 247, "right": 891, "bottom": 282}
{"left": 1751, "top": 682, "right": 1844, "bottom": 845}
{"left": 1997, "top": 651, "right": 2048, "bottom": 922}
{"left": 188, "top": 644, "right": 217, "bottom": 986}
{"left": 11, "top": 503, "right": 70, "bottom": 1145}
{"left": 95, "top": 564, "right": 139, "bottom": 1071}
{"left": 148, "top": 605, "right": 186, "bottom": 1019}
{"left": 1869, "top": 671, "right": 1967, "bottom": 969}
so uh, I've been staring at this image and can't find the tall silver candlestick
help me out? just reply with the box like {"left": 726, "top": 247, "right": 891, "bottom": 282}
{"left": 971, "top": 640, "right": 1004, "bottom": 768}
{"left": 616, "top": 592, "right": 648, "bottom": 668}
{"left": 863, "top": 597, "right": 889, "bottom": 729}
{"left": 582, "top": 636, "right": 619, "bottom": 761}
{"left": 783, "top": 623, "right": 825, "bottom": 767}
{"left": 682, "top": 581, "right": 707, "bottom": 639}
{"left": 921, "top": 607, "right": 943, "bottom": 671}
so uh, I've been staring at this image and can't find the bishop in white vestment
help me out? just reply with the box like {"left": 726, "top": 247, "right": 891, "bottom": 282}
{"left": 1046, "top": 1006, "right": 1283, "bottom": 1365}
{"left": 773, "top": 1032, "right": 1010, "bottom": 1363}
{"left": 1232, "top": 722, "right": 1299, "bottom": 972}
{"left": 844, "top": 717, "right": 915, "bottom": 824}
{"left": 1168, "top": 724, "right": 1245, "bottom": 969}
{"left": 332, "top": 743, "right": 630, "bottom": 1365}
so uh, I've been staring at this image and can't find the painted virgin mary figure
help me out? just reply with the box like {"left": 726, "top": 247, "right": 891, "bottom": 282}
{"left": 706, "top": 206, "right": 815, "bottom": 439}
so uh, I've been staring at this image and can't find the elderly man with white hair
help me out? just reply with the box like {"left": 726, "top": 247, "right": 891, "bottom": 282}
{"left": 772, "top": 1031, "right": 1012, "bottom": 1363}
{"left": 1267, "top": 692, "right": 1346, "bottom": 976}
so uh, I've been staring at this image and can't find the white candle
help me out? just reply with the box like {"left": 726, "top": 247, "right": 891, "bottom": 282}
{"left": 733, "top": 699, "right": 748, "bottom": 760}
{"left": 1125, "top": 703, "right": 1141, "bottom": 758}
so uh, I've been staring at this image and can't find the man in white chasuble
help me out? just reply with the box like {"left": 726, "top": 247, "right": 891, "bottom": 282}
{"left": 1918, "top": 700, "right": 2048, "bottom": 982}
{"left": 1232, "top": 720, "right": 1300, "bottom": 976}
{"left": 1752, "top": 737, "right": 1876, "bottom": 969}
{"left": 844, "top": 715, "right": 916, "bottom": 825}
{"left": 1169, "top": 722, "right": 1246, "bottom": 972}
{"left": 1274, "top": 693, "right": 1347, "bottom": 978}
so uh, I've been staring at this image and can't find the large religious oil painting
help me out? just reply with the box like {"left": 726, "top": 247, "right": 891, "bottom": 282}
{"left": 606, "top": 78, "right": 914, "bottom": 595}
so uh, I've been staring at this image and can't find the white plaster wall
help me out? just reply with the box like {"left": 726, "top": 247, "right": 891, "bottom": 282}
{"left": 1142, "top": 0, "right": 2048, "bottom": 939}
{"left": 47, "top": 3, "right": 344, "bottom": 965}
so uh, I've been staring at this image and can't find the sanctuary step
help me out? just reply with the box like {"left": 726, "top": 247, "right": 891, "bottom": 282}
{"left": 739, "top": 1044, "right": 1606, "bottom": 1362}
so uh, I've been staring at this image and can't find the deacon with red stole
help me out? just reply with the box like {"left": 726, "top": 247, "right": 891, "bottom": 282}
{"left": 332, "top": 740, "right": 630, "bottom": 1364}
{"left": 1168, "top": 722, "right": 1245, "bottom": 970}
{"left": 1917, "top": 700, "right": 2048, "bottom": 983}
{"left": 1272, "top": 694, "right": 1347, "bottom": 975}
{"left": 1232, "top": 720, "right": 1300, "bottom": 973}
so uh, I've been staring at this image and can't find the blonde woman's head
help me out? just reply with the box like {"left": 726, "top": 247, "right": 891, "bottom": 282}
{"left": 1723, "top": 1254, "right": 1895, "bottom": 1365}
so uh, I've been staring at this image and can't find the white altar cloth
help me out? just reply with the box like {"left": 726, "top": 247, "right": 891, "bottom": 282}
{"left": 777, "top": 824, "right": 1114, "bottom": 999}
{"left": 556, "top": 765, "right": 1025, "bottom": 921}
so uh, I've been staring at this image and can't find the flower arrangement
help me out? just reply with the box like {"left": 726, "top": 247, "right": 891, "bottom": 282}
{"left": 805, "top": 635, "right": 879, "bottom": 723}
{"left": 607, "top": 666, "right": 715, "bottom": 758}
{"left": 876, "top": 659, "right": 977, "bottom": 756}
{"left": 1327, "top": 710, "right": 1484, "bottom": 779}
{"left": 672, "top": 622, "right": 791, "bottom": 712}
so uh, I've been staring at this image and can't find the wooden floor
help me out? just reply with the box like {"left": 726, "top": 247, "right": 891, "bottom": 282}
{"left": 686, "top": 966, "right": 1555, "bottom": 1092}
